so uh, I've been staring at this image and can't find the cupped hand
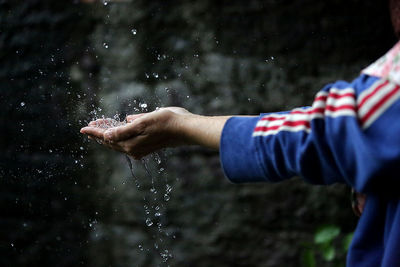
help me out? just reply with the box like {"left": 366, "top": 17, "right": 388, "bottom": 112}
{"left": 80, "top": 107, "right": 192, "bottom": 159}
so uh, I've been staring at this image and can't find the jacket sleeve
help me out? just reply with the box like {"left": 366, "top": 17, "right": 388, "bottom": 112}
{"left": 220, "top": 74, "right": 400, "bottom": 194}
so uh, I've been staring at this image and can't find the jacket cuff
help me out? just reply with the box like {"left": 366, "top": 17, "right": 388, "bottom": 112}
{"left": 220, "top": 116, "right": 266, "bottom": 183}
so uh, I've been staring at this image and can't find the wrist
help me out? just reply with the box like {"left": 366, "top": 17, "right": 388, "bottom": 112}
{"left": 172, "top": 113, "right": 203, "bottom": 146}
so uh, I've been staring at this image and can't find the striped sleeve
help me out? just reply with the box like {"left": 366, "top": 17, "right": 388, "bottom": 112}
{"left": 220, "top": 74, "right": 400, "bottom": 194}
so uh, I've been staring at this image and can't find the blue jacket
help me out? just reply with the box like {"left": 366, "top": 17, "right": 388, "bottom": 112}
{"left": 220, "top": 74, "right": 400, "bottom": 266}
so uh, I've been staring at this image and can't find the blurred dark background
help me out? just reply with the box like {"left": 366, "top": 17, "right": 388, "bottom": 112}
{"left": 0, "top": 0, "right": 397, "bottom": 266}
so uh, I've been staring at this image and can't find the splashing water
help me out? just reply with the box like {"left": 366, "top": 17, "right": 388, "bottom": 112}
{"left": 87, "top": 112, "right": 174, "bottom": 263}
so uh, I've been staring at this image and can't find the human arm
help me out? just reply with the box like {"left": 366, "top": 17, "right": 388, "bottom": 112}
{"left": 80, "top": 107, "right": 232, "bottom": 159}
{"left": 81, "top": 75, "right": 400, "bottom": 194}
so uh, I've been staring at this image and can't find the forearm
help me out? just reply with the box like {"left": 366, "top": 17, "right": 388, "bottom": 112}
{"left": 176, "top": 114, "right": 232, "bottom": 149}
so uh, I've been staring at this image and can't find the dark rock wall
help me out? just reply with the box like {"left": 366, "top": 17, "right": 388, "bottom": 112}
{"left": 85, "top": 1, "right": 396, "bottom": 266}
{"left": 0, "top": 1, "right": 97, "bottom": 266}
{"left": 0, "top": 0, "right": 397, "bottom": 266}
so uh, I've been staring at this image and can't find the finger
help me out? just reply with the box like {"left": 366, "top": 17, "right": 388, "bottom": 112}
{"left": 89, "top": 118, "right": 117, "bottom": 128}
{"left": 88, "top": 120, "right": 104, "bottom": 127}
{"left": 117, "top": 139, "right": 145, "bottom": 159}
{"left": 103, "top": 141, "right": 126, "bottom": 153}
{"left": 80, "top": 126, "right": 107, "bottom": 139}
{"left": 103, "top": 121, "right": 145, "bottom": 142}
{"left": 88, "top": 120, "right": 99, "bottom": 127}
{"left": 126, "top": 113, "right": 145, "bottom": 122}
{"left": 87, "top": 133, "right": 126, "bottom": 152}
{"left": 117, "top": 136, "right": 161, "bottom": 159}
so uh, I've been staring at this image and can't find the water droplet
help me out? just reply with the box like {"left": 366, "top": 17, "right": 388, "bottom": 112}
{"left": 80, "top": 146, "right": 84, "bottom": 150}
{"left": 131, "top": 28, "right": 137, "bottom": 35}
{"left": 11, "top": 243, "right": 14, "bottom": 247}
{"left": 139, "top": 103, "right": 148, "bottom": 109}
{"left": 103, "top": 42, "right": 109, "bottom": 49}
{"left": 155, "top": 206, "right": 160, "bottom": 211}
{"left": 164, "top": 194, "right": 170, "bottom": 201}
{"left": 155, "top": 212, "right": 161, "bottom": 217}
{"left": 138, "top": 244, "right": 143, "bottom": 251}
{"left": 271, "top": 56, "right": 275, "bottom": 60}
{"left": 161, "top": 249, "right": 171, "bottom": 262}
{"left": 166, "top": 184, "right": 172, "bottom": 193}
{"left": 49, "top": 149, "right": 53, "bottom": 153}
{"left": 135, "top": 181, "right": 141, "bottom": 189}
{"left": 145, "top": 73, "right": 150, "bottom": 79}
{"left": 20, "top": 102, "right": 25, "bottom": 107}
{"left": 103, "top": 0, "right": 108, "bottom": 5}
{"left": 150, "top": 188, "right": 157, "bottom": 194}
{"left": 146, "top": 218, "right": 153, "bottom": 226}
{"left": 153, "top": 73, "right": 159, "bottom": 78}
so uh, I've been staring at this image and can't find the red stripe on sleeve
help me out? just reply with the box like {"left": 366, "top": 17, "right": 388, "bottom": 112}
{"left": 358, "top": 80, "right": 390, "bottom": 109}
{"left": 254, "top": 120, "right": 311, "bottom": 132}
{"left": 360, "top": 85, "right": 400, "bottom": 125}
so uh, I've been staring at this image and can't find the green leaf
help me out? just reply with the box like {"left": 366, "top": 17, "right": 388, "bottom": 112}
{"left": 342, "top": 232, "right": 354, "bottom": 251}
{"left": 314, "top": 225, "right": 340, "bottom": 244}
{"left": 301, "top": 249, "right": 316, "bottom": 267}
{"left": 322, "top": 245, "right": 335, "bottom": 261}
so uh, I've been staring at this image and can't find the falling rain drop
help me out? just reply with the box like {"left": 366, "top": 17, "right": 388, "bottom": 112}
{"left": 150, "top": 188, "right": 157, "bottom": 194}
{"left": 20, "top": 102, "right": 25, "bottom": 107}
{"left": 146, "top": 218, "right": 153, "bottom": 227}
{"left": 131, "top": 28, "right": 137, "bottom": 35}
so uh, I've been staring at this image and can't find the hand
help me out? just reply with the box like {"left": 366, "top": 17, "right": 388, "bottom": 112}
{"left": 80, "top": 107, "right": 230, "bottom": 159}
{"left": 80, "top": 107, "right": 193, "bottom": 159}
